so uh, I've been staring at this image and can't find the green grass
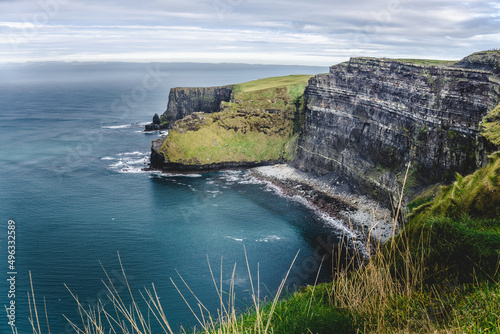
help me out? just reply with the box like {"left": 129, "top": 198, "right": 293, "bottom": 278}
{"left": 161, "top": 110, "right": 294, "bottom": 164}
{"left": 451, "top": 283, "right": 500, "bottom": 332}
{"left": 410, "top": 152, "right": 500, "bottom": 220}
{"left": 390, "top": 59, "right": 458, "bottom": 66}
{"left": 233, "top": 75, "right": 312, "bottom": 94}
{"left": 233, "top": 285, "right": 355, "bottom": 334}
{"left": 392, "top": 215, "right": 500, "bottom": 283}
{"left": 407, "top": 194, "right": 435, "bottom": 213}
{"left": 388, "top": 152, "right": 500, "bottom": 284}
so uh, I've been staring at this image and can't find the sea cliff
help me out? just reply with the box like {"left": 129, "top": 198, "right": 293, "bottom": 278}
{"left": 294, "top": 55, "right": 500, "bottom": 205}
{"left": 149, "top": 51, "right": 500, "bottom": 206}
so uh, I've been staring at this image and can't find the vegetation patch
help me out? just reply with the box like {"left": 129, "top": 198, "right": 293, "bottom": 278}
{"left": 388, "top": 152, "right": 500, "bottom": 284}
{"left": 234, "top": 285, "right": 355, "bottom": 334}
{"left": 482, "top": 102, "right": 500, "bottom": 147}
{"left": 390, "top": 59, "right": 457, "bottom": 66}
{"left": 410, "top": 151, "right": 500, "bottom": 220}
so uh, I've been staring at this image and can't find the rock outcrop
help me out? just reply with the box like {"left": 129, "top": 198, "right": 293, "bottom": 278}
{"left": 145, "top": 113, "right": 164, "bottom": 131}
{"left": 454, "top": 50, "right": 500, "bottom": 74}
{"left": 163, "top": 85, "right": 233, "bottom": 128}
{"left": 145, "top": 86, "right": 233, "bottom": 131}
{"left": 294, "top": 54, "right": 500, "bottom": 205}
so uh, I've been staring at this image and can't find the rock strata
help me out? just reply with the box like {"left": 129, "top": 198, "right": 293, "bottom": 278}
{"left": 294, "top": 55, "right": 500, "bottom": 205}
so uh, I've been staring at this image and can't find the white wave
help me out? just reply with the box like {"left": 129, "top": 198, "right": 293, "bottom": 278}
{"left": 219, "top": 170, "right": 244, "bottom": 183}
{"left": 224, "top": 276, "right": 248, "bottom": 287}
{"left": 225, "top": 236, "right": 244, "bottom": 242}
{"left": 117, "top": 167, "right": 149, "bottom": 174}
{"left": 102, "top": 121, "right": 150, "bottom": 130}
{"left": 105, "top": 151, "right": 151, "bottom": 174}
{"left": 256, "top": 235, "right": 282, "bottom": 242}
{"left": 101, "top": 124, "right": 134, "bottom": 129}
{"left": 110, "top": 161, "right": 125, "bottom": 168}
{"left": 156, "top": 173, "right": 203, "bottom": 178}
{"left": 256, "top": 176, "right": 362, "bottom": 241}
{"left": 217, "top": 170, "right": 267, "bottom": 187}
{"left": 117, "top": 151, "right": 144, "bottom": 156}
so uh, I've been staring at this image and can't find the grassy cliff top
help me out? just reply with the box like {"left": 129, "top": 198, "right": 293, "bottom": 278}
{"left": 233, "top": 74, "right": 313, "bottom": 93}
{"left": 397, "top": 151, "right": 500, "bottom": 283}
{"left": 350, "top": 57, "right": 457, "bottom": 67}
{"left": 231, "top": 74, "right": 313, "bottom": 105}
{"left": 390, "top": 58, "right": 458, "bottom": 66}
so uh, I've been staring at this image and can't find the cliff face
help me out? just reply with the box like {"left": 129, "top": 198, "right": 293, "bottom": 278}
{"left": 454, "top": 50, "right": 500, "bottom": 74}
{"left": 294, "top": 57, "right": 500, "bottom": 204}
{"left": 162, "top": 85, "right": 233, "bottom": 127}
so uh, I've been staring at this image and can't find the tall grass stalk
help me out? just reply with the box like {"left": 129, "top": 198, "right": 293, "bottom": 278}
{"left": 327, "top": 162, "right": 438, "bottom": 332}
{"left": 26, "top": 248, "right": 300, "bottom": 334}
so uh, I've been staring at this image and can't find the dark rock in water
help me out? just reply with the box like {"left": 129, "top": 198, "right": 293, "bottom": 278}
{"left": 294, "top": 56, "right": 500, "bottom": 205}
{"left": 145, "top": 113, "right": 167, "bottom": 131}
{"left": 150, "top": 136, "right": 166, "bottom": 167}
{"left": 152, "top": 158, "right": 281, "bottom": 173}
{"left": 145, "top": 123, "right": 160, "bottom": 131}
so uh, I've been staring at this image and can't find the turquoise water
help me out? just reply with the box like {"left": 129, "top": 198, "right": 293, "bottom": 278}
{"left": 0, "top": 62, "right": 352, "bottom": 333}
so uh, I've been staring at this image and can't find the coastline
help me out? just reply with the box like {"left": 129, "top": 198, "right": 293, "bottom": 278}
{"left": 250, "top": 164, "right": 395, "bottom": 246}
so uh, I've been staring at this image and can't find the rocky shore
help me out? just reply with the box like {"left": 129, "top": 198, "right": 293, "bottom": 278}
{"left": 251, "top": 164, "right": 394, "bottom": 245}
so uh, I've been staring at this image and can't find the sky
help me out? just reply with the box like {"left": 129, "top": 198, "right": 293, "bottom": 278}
{"left": 0, "top": 0, "right": 499, "bottom": 66}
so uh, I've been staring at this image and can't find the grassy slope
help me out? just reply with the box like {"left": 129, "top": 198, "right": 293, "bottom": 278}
{"left": 390, "top": 59, "right": 458, "bottom": 66}
{"left": 160, "top": 75, "right": 312, "bottom": 165}
{"left": 482, "top": 102, "right": 500, "bottom": 146}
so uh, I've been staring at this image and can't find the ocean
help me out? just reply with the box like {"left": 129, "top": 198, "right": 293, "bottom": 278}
{"left": 0, "top": 62, "right": 353, "bottom": 333}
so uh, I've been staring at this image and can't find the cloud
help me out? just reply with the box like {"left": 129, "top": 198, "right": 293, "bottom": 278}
{"left": 0, "top": 0, "right": 499, "bottom": 65}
